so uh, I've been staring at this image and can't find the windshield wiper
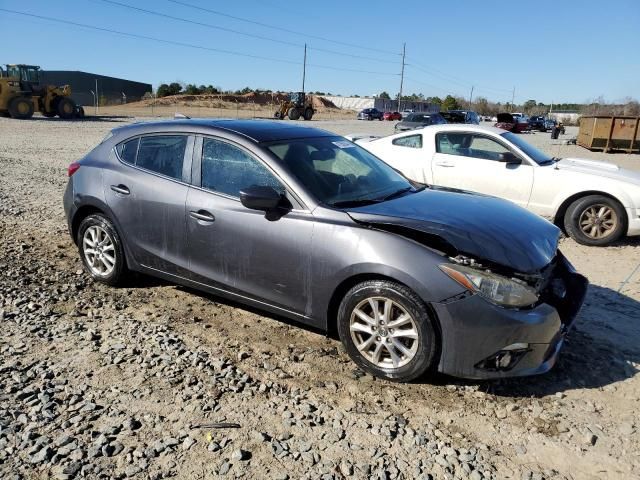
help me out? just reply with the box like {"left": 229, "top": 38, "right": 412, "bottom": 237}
{"left": 378, "top": 186, "right": 414, "bottom": 202}
{"left": 331, "top": 198, "right": 381, "bottom": 208}
{"left": 540, "top": 157, "right": 560, "bottom": 166}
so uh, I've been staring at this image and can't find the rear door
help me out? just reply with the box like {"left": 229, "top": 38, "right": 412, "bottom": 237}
{"left": 431, "top": 131, "right": 534, "bottom": 207}
{"left": 184, "top": 136, "right": 314, "bottom": 316}
{"left": 103, "top": 133, "right": 194, "bottom": 275}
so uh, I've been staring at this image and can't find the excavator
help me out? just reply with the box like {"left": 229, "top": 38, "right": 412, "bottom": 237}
{"left": 0, "top": 64, "right": 84, "bottom": 119}
{"left": 273, "top": 91, "right": 314, "bottom": 120}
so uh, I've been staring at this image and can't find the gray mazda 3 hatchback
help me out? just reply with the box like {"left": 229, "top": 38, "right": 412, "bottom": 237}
{"left": 63, "top": 119, "right": 588, "bottom": 382}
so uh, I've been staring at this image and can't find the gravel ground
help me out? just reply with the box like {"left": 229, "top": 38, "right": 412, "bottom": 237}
{"left": 1, "top": 116, "right": 639, "bottom": 480}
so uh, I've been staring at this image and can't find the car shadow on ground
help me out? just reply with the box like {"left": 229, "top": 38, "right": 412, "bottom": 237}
{"left": 443, "top": 284, "right": 640, "bottom": 397}
{"left": 27, "top": 115, "right": 131, "bottom": 123}
{"left": 122, "top": 273, "right": 639, "bottom": 395}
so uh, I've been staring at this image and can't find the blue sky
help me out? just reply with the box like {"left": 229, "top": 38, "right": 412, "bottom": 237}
{"left": 1, "top": 0, "right": 638, "bottom": 104}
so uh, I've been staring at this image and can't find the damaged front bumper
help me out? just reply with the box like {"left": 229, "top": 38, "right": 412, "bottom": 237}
{"left": 432, "top": 253, "right": 588, "bottom": 380}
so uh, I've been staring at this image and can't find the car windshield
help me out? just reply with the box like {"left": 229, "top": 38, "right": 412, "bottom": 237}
{"left": 267, "top": 136, "right": 416, "bottom": 207}
{"left": 501, "top": 132, "right": 554, "bottom": 165}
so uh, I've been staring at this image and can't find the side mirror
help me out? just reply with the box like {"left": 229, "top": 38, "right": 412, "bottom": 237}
{"left": 498, "top": 152, "right": 522, "bottom": 164}
{"left": 239, "top": 185, "right": 283, "bottom": 211}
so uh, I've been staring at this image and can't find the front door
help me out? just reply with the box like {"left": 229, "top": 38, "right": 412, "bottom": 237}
{"left": 431, "top": 131, "right": 534, "bottom": 208}
{"left": 185, "top": 136, "right": 314, "bottom": 316}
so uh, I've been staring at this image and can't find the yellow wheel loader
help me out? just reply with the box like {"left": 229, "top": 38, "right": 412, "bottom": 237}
{"left": 0, "top": 64, "right": 84, "bottom": 120}
{"left": 274, "top": 92, "right": 314, "bottom": 120}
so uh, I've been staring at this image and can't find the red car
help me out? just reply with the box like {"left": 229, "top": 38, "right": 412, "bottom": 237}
{"left": 383, "top": 111, "right": 402, "bottom": 121}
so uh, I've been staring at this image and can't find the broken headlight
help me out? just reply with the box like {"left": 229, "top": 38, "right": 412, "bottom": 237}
{"left": 439, "top": 264, "right": 539, "bottom": 307}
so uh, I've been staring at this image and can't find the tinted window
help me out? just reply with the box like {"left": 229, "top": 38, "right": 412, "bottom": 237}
{"left": 117, "top": 137, "right": 139, "bottom": 164}
{"left": 392, "top": 134, "right": 422, "bottom": 148}
{"left": 202, "top": 138, "right": 283, "bottom": 197}
{"left": 135, "top": 136, "right": 186, "bottom": 180}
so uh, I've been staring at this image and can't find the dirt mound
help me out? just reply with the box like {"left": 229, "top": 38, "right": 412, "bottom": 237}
{"left": 133, "top": 92, "right": 339, "bottom": 110}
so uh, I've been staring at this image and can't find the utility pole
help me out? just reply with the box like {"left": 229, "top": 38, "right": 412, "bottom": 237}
{"left": 95, "top": 79, "right": 98, "bottom": 115}
{"left": 302, "top": 43, "right": 307, "bottom": 93}
{"left": 469, "top": 86, "right": 474, "bottom": 109}
{"left": 398, "top": 42, "right": 406, "bottom": 112}
{"left": 510, "top": 86, "right": 515, "bottom": 112}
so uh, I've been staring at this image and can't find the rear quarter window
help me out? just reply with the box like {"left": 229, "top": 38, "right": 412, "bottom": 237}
{"left": 116, "top": 138, "right": 139, "bottom": 164}
{"left": 392, "top": 134, "right": 422, "bottom": 148}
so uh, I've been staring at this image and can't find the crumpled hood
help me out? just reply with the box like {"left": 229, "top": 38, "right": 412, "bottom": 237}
{"left": 347, "top": 188, "right": 560, "bottom": 273}
{"left": 555, "top": 158, "right": 640, "bottom": 186}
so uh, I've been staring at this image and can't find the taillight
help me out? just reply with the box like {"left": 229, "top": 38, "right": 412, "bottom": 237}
{"left": 68, "top": 162, "right": 81, "bottom": 177}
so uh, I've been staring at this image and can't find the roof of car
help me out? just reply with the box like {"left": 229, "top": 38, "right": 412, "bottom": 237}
{"left": 111, "top": 119, "right": 335, "bottom": 143}
{"left": 393, "top": 124, "right": 507, "bottom": 135}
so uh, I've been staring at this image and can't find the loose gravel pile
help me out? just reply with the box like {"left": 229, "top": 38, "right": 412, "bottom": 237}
{"left": 1, "top": 116, "right": 639, "bottom": 479}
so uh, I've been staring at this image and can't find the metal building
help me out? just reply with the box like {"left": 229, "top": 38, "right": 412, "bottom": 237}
{"left": 40, "top": 70, "right": 152, "bottom": 107}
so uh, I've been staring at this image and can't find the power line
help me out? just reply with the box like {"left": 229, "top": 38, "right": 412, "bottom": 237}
{"left": 406, "top": 59, "right": 513, "bottom": 95}
{"left": 166, "top": 0, "right": 402, "bottom": 57}
{"left": 96, "top": 0, "right": 397, "bottom": 65}
{"left": 0, "top": 8, "right": 399, "bottom": 76}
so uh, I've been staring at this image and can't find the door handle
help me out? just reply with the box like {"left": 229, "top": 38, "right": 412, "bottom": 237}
{"left": 434, "top": 161, "right": 455, "bottom": 167}
{"left": 110, "top": 184, "right": 130, "bottom": 195}
{"left": 189, "top": 210, "right": 216, "bottom": 222}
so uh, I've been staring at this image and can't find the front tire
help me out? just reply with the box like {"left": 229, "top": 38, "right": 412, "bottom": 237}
{"left": 287, "top": 107, "right": 300, "bottom": 120}
{"left": 337, "top": 280, "right": 438, "bottom": 382}
{"left": 56, "top": 97, "right": 76, "bottom": 119}
{"left": 77, "top": 214, "right": 128, "bottom": 286}
{"left": 564, "top": 195, "right": 626, "bottom": 246}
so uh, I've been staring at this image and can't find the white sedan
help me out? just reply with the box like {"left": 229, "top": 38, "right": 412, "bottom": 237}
{"left": 353, "top": 124, "right": 640, "bottom": 246}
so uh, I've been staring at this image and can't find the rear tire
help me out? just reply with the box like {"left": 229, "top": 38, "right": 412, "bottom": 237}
{"left": 337, "top": 280, "right": 439, "bottom": 382}
{"left": 75, "top": 106, "right": 85, "bottom": 118}
{"left": 564, "top": 195, "right": 626, "bottom": 246}
{"left": 56, "top": 97, "right": 76, "bottom": 119}
{"left": 303, "top": 108, "right": 313, "bottom": 120}
{"left": 288, "top": 107, "right": 300, "bottom": 120}
{"left": 8, "top": 97, "right": 34, "bottom": 119}
{"left": 77, "top": 214, "right": 128, "bottom": 286}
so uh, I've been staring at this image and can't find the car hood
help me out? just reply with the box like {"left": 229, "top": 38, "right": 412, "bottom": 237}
{"left": 555, "top": 158, "right": 640, "bottom": 186}
{"left": 346, "top": 188, "right": 560, "bottom": 273}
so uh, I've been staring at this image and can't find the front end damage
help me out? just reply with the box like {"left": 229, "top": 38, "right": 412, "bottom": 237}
{"left": 433, "top": 251, "right": 588, "bottom": 379}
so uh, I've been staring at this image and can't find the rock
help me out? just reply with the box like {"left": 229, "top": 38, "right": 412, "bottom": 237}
{"left": 182, "top": 437, "right": 196, "bottom": 451}
{"left": 583, "top": 433, "right": 597, "bottom": 446}
{"left": 125, "top": 465, "right": 142, "bottom": 477}
{"left": 231, "top": 449, "right": 250, "bottom": 461}
{"left": 218, "top": 461, "right": 231, "bottom": 475}
{"left": 30, "top": 446, "right": 53, "bottom": 464}
{"left": 619, "top": 422, "right": 634, "bottom": 435}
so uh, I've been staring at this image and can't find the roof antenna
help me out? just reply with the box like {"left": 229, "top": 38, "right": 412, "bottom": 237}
{"left": 174, "top": 112, "right": 190, "bottom": 119}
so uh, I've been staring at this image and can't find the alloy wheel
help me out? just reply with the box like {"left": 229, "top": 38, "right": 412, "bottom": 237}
{"left": 349, "top": 296, "right": 419, "bottom": 369}
{"left": 579, "top": 204, "right": 618, "bottom": 240}
{"left": 82, "top": 225, "right": 116, "bottom": 276}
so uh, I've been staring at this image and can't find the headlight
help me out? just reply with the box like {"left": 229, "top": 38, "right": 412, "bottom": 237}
{"left": 439, "top": 264, "right": 538, "bottom": 307}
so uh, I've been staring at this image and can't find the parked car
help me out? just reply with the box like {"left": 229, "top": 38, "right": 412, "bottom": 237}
{"left": 357, "top": 108, "right": 384, "bottom": 121}
{"left": 528, "top": 116, "right": 547, "bottom": 132}
{"left": 353, "top": 124, "right": 640, "bottom": 246}
{"left": 440, "top": 110, "right": 480, "bottom": 125}
{"left": 395, "top": 112, "right": 446, "bottom": 132}
{"left": 545, "top": 119, "right": 565, "bottom": 135}
{"left": 383, "top": 111, "right": 402, "bottom": 121}
{"left": 64, "top": 119, "right": 587, "bottom": 381}
{"left": 400, "top": 109, "right": 415, "bottom": 118}
{"left": 494, "top": 112, "right": 516, "bottom": 132}
{"left": 511, "top": 113, "right": 530, "bottom": 133}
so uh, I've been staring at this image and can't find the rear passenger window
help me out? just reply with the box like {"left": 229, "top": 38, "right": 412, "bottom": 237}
{"left": 136, "top": 136, "right": 187, "bottom": 180}
{"left": 117, "top": 138, "right": 139, "bottom": 164}
{"left": 392, "top": 134, "right": 422, "bottom": 148}
{"left": 201, "top": 138, "right": 283, "bottom": 197}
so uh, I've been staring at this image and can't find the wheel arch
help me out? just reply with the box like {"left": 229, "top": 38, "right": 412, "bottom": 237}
{"left": 553, "top": 190, "right": 628, "bottom": 232}
{"left": 71, "top": 201, "right": 136, "bottom": 270}
{"left": 325, "top": 273, "right": 442, "bottom": 343}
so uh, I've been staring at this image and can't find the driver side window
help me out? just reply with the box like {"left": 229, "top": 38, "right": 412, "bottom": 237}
{"left": 201, "top": 138, "right": 284, "bottom": 197}
{"left": 436, "top": 133, "right": 513, "bottom": 161}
